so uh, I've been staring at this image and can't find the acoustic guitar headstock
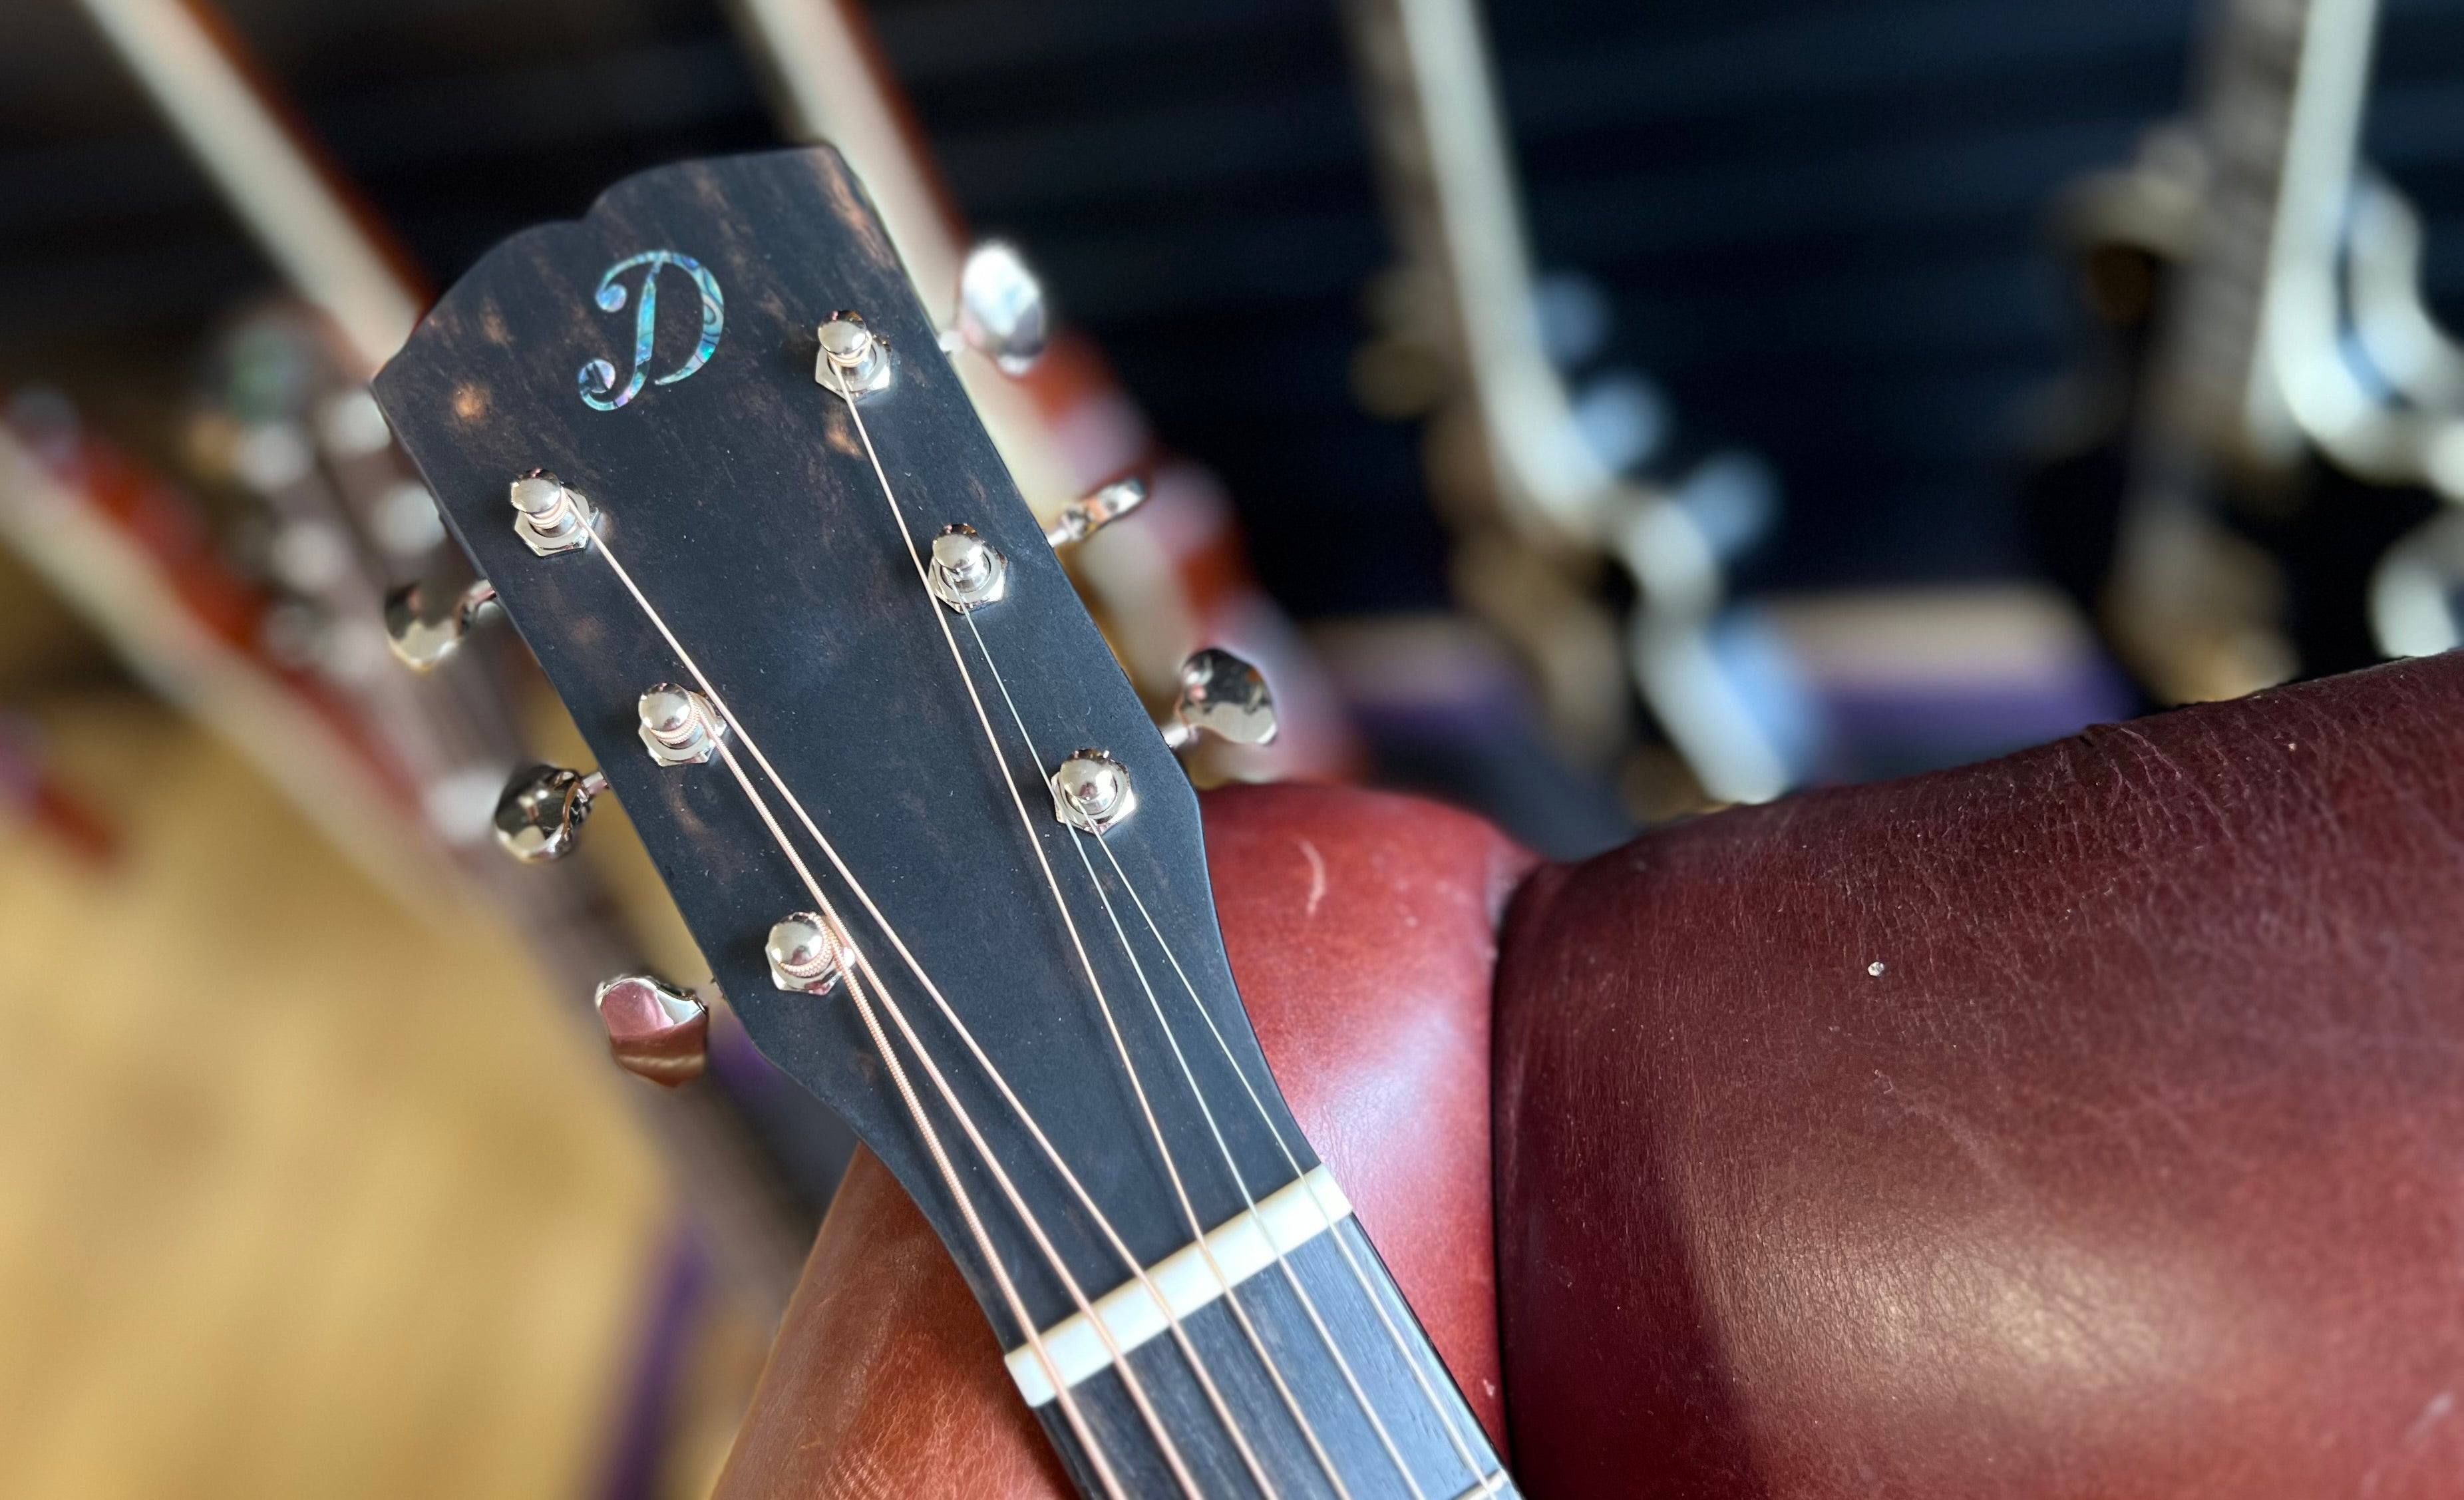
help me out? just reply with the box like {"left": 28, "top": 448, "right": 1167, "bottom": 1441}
{"left": 375, "top": 147, "right": 1507, "bottom": 1499}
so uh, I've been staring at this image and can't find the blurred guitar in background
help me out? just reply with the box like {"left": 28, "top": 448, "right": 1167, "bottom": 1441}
{"left": 1339, "top": 0, "right": 2131, "bottom": 832}
{"left": 1337, "top": 0, "right": 1807, "bottom": 825}
{"left": 2027, "top": 0, "right": 2464, "bottom": 703}
{"left": 47, "top": 0, "right": 857, "bottom": 1317}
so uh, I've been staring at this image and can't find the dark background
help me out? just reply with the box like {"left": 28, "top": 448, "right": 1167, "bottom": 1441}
{"left": 9, "top": 0, "right": 2464, "bottom": 624}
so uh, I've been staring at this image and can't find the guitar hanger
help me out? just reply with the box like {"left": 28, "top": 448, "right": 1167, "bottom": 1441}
{"left": 1337, "top": 0, "right": 1799, "bottom": 806}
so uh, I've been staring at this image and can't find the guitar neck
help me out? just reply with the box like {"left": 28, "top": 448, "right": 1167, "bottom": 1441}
{"left": 2151, "top": 0, "right": 2381, "bottom": 467}
{"left": 1029, "top": 1215, "right": 1514, "bottom": 1499}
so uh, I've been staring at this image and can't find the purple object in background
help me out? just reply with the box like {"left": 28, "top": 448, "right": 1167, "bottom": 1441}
{"left": 1765, "top": 586, "right": 2139, "bottom": 782}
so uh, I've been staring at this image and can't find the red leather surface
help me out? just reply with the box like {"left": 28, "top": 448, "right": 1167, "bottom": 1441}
{"left": 1494, "top": 652, "right": 2464, "bottom": 1498}
{"left": 713, "top": 781, "right": 1531, "bottom": 1496}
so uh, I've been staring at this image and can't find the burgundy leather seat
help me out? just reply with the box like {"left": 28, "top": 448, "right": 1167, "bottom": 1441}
{"left": 719, "top": 652, "right": 2464, "bottom": 1497}
{"left": 1496, "top": 651, "right": 2464, "bottom": 1498}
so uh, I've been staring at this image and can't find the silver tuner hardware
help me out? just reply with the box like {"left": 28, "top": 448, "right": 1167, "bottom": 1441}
{"left": 508, "top": 469, "right": 597, "bottom": 556}
{"left": 382, "top": 577, "right": 496, "bottom": 670}
{"left": 815, "top": 311, "right": 893, "bottom": 399}
{"left": 1051, "top": 749, "right": 1137, "bottom": 835}
{"left": 954, "top": 240, "right": 1049, "bottom": 375}
{"left": 1159, "top": 648, "right": 1279, "bottom": 750}
{"left": 492, "top": 763, "right": 607, "bottom": 862}
{"left": 594, "top": 975, "right": 709, "bottom": 1086}
{"left": 766, "top": 911, "right": 854, "bottom": 996}
{"left": 928, "top": 524, "right": 1009, "bottom": 612}
{"left": 637, "top": 683, "right": 727, "bottom": 766}
{"left": 1045, "top": 476, "right": 1148, "bottom": 548}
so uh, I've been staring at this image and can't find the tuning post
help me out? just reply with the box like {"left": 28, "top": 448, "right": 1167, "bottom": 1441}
{"left": 1158, "top": 648, "right": 1279, "bottom": 751}
{"left": 383, "top": 576, "right": 497, "bottom": 669}
{"left": 492, "top": 763, "right": 606, "bottom": 862}
{"left": 637, "top": 683, "right": 727, "bottom": 766}
{"left": 952, "top": 241, "right": 1049, "bottom": 375}
{"left": 1051, "top": 749, "right": 1138, "bottom": 835}
{"left": 816, "top": 311, "right": 893, "bottom": 399}
{"left": 508, "top": 469, "right": 596, "bottom": 556}
{"left": 928, "top": 524, "right": 1009, "bottom": 612}
{"left": 766, "top": 911, "right": 855, "bottom": 996}
{"left": 594, "top": 975, "right": 709, "bottom": 1085}
{"left": 1044, "top": 476, "right": 1148, "bottom": 548}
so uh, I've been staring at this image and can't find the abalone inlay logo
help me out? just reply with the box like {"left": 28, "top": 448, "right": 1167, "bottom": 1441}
{"left": 578, "top": 250, "right": 725, "bottom": 411}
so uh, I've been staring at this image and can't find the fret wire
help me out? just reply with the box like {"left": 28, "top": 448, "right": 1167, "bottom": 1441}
{"left": 1087, "top": 835, "right": 1495, "bottom": 1486}
{"left": 586, "top": 513, "right": 1276, "bottom": 1495}
{"left": 956, "top": 604, "right": 1427, "bottom": 1500}
{"left": 703, "top": 739, "right": 1137, "bottom": 1499}
{"left": 828, "top": 363, "right": 1341, "bottom": 1499}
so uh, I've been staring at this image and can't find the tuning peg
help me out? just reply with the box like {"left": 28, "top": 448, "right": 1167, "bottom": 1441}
{"left": 767, "top": 911, "right": 854, "bottom": 995}
{"left": 1045, "top": 476, "right": 1148, "bottom": 548}
{"left": 383, "top": 578, "right": 496, "bottom": 670}
{"left": 594, "top": 975, "right": 709, "bottom": 1086}
{"left": 1158, "top": 648, "right": 1278, "bottom": 750}
{"left": 492, "top": 763, "right": 607, "bottom": 862}
{"left": 816, "top": 312, "right": 893, "bottom": 399}
{"left": 953, "top": 240, "right": 1049, "bottom": 375}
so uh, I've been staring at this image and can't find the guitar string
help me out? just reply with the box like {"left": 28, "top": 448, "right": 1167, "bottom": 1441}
{"left": 680, "top": 740, "right": 1127, "bottom": 1500}
{"left": 818, "top": 364, "right": 1349, "bottom": 1497}
{"left": 954, "top": 604, "right": 1435, "bottom": 1500}
{"left": 829, "top": 354, "right": 1493, "bottom": 1491}
{"left": 1085, "top": 834, "right": 1496, "bottom": 1491}
{"left": 581, "top": 527, "right": 1269, "bottom": 1495}
{"left": 583, "top": 534, "right": 1224, "bottom": 1495}
{"left": 870, "top": 331, "right": 1491, "bottom": 1489}
{"left": 705, "top": 735, "right": 1200, "bottom": 1498}
{"left": 826, "top": 363, "right": 1381, "bottom": 1498}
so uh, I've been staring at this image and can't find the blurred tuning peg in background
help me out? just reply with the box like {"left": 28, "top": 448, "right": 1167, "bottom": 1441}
{"left": 1045, "top": 476, "right": 1148, "bottom": 548}
{"left": 491, "top": 763, "right": 606, "bottom": 863}
{"left": 1158, "top": 647, "right": 1277, "bottom": 750}
{"left": 593, "top": 975, "right": 709, "bottom": 1086}
{"left": 952, "top": 240, "right": 1049, "bottom": 375}
{"left": 382, "top": 577, "right": 496, "bottom": 669}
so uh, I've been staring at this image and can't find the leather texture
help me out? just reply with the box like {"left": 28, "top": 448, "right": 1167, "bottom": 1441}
{"left": 713, "top": 781, "right": 1532, "bottom": 1497}
{"left": 1495, "top": 652, "right": 2464, "bottom": 1499}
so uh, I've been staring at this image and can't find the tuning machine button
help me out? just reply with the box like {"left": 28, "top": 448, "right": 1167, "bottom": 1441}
{"left": 766, "top": 912, "right": 854, "bottom": 996}
{"left": 594, "top": 975, "right": 709, "bottom": 1085}
{"left": 383, "top": 578, "right": 497, "bottom": 670}
{"left": 928, "top": 524, "right": 1009, "bottom": 612}
{"left": 1044, "top": 476, "right": 1148, "bottom": 548}
{"left": 508, "top": 469, "right": 596, "bottom": 556}
{"left": 1158, "top": 648, "right": 1278, "bottom": 751}
{"left": 492, "top": 763, "right": 606, "bottom": 862}
{"left": 816, "top": 311, "right": 893, "bottom": 399}
{"left": 952, "top": 240, "right": 1049, "bottom": 375}
{"left": 1051, "top": 749, "right": 1138, "bottom": 835}
{"left": 637, "top": 684, "right": 726, "bottom": 767}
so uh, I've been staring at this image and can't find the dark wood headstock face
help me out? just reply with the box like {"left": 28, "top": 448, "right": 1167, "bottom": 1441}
{"left": 375, "top": 143, "right": 1308, "bottom": 1288}
{"left": 375, "top": 148, "right": 1510, "bottom": 1499}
